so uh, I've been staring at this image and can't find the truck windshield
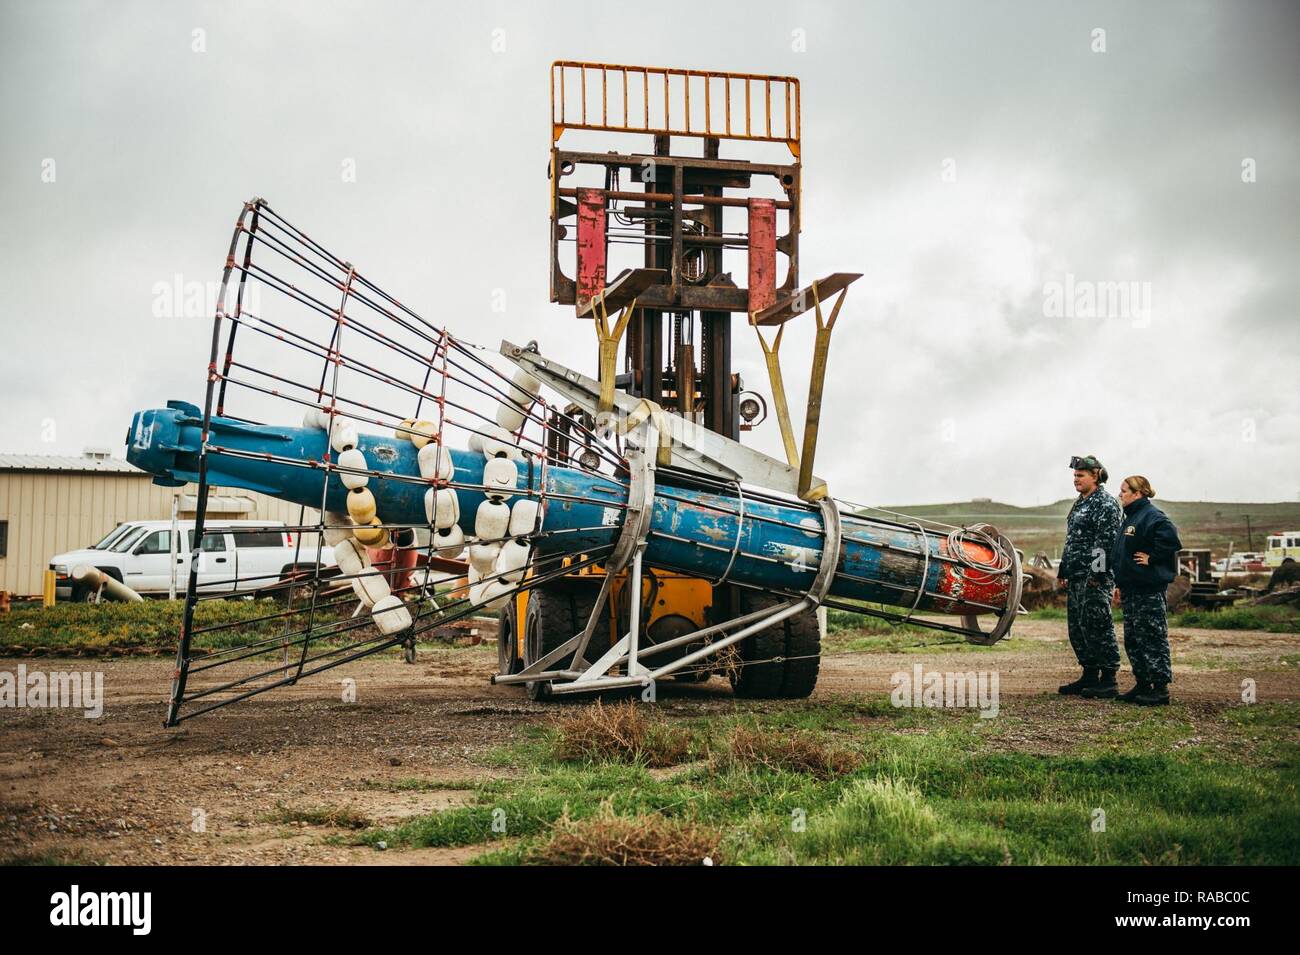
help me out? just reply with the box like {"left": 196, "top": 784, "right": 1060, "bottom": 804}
{"left": 92, "top": 524, "right": 132, "bottom": 549}
{"left": 109, "top": 527, "right": 148, "bottom": 553}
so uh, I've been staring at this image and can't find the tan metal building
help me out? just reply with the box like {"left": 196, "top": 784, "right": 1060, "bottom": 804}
{"left": 0, "top": 451, "right": 313, "bottom": 597}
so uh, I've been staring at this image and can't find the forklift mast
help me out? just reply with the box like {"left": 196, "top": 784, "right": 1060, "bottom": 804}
{"left": 548, "top": 61, "right": 805, "bottom": 444}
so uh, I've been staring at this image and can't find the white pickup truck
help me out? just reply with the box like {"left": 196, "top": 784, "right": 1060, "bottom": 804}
{"left": 50, "top": 520, "right": 335, "bottom": 602}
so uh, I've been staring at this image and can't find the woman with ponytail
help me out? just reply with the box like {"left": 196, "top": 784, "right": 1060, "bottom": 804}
{"left": 1111, "top": 475, "right": 1182, "bottom": 705}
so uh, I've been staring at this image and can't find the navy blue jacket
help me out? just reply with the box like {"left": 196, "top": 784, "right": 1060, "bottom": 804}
{"left": 1111, "top": 497, "right": 1182, "bottom": 594}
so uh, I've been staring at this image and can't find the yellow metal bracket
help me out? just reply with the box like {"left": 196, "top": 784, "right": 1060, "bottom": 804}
{"left": 591, "top": 290, "right": 637, "bottom": 416}
{"left": 797, "top": 281, "right": 848, "bottom": 502}
{"left": 750, "top": 322, "right": 800, "bottom": 469}
{"left": 749, "top": 274, "right": 859, "bottom": 502}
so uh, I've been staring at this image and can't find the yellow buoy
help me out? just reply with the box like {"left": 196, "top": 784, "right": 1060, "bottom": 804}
{"left": 409, "top": 420, "right": 437, "bottom": 449}
{"left": 354, "top": 517, "right": 389, "bottom": 548}
{"left": 347, "top": 486, "right": 377, "bottom": 524}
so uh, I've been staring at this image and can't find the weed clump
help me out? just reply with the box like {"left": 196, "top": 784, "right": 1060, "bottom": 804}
{"left": 717, "top": 724, "right": 860, "bottom": 779}
{"left": 529, "top": 808, "right": 720, "bottom": 866}
{"left": 553, "top": 701, "right": 692, "bottom": 767}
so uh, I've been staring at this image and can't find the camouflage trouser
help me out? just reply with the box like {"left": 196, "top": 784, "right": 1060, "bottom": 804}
{"left": 1121, "top": 591, "right": 1172, "bottom": 685}
{"left": 1066, "top": 576, "right": 1120, "bottom": 670}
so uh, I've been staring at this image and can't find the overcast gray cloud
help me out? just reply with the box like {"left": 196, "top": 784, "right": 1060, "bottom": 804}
{"left": 1, "top": 0, "right": 1296, "bottom": 506}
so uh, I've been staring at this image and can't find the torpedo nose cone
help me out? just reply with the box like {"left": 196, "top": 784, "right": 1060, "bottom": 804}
{"left": 125, "top": 405, "right": 196, "bottom": 487}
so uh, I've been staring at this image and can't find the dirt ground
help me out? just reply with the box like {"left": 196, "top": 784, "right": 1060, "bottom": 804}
{"left": 3, "top": 618, "right": 1297, "bottom": 865}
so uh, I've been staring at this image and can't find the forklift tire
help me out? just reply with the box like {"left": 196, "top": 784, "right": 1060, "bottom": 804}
{"left": 730, "top": 590, "right": 821, "bottom": 699}
{"left": 497, "top": 600, "right": 522, "bottom": 676}
{"left": 523, "top": 584, "right": 611, "bottom": 701}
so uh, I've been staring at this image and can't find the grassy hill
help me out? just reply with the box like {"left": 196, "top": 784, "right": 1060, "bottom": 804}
{"left": 877, "top": 499, "right": 1300, "bottom": 559}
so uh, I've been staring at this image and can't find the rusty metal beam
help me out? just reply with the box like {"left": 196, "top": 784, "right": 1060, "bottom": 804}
{"left": 575, "top": 267, "right": 666, "bottom": 318}
{"left": 752, "top": 272, "right": 861, "bottom": 326}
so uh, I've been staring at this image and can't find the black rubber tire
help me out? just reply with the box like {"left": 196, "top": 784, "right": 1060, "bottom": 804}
{"left": 523, "top": 584, "right": 611, "bottom": 701}
{"left": 274, "top": 563, "right": 319, "bottom": 603}
{"left": 72, "top": 584, "right": 99, "bottom": 604}
{"left": 497, "top": 599, "right": 522, "bottom": 676}
{"left": 730, "top": 590, "right": 821, "bottom": 699}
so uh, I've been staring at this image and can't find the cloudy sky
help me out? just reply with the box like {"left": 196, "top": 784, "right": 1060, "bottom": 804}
{"left": 1, "top": 0, "right": 1296, "bottom": 506}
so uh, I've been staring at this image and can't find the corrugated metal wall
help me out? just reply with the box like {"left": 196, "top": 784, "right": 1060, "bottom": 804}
{"left": 0, "top": 473, "right": 317, "bottom": 595}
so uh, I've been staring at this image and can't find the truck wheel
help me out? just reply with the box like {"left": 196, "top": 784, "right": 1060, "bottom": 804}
{"left": 276, "top": 564, "right": 318, "bottom": 603}
{"left": 498, "top": 599, "right": 522, "bottom": 676}
{"left": 730, "top": 590, "right": 821, "bottom": 699}
{"left": 72, "top": 584, "right": 100, "bottom": 604}
{"left": 522, "top": 584, "right": 611, "bottom": 701}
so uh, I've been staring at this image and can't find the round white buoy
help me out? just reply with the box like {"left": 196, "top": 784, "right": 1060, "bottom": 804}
{"left": 469, "top": 541, "right": 502, "bottom": 576}
{"left": 508, "top": 367, "right": 542, "bottom": 405}
{"left": 330, "top": 418, "right": 359, "bottom": 453}
{"left": 322, "top": 511, "right": 354, "bottom": 546}
{"left": 371, "top": 594, "right": 413, "bottom": 635}
{"left": 334, "top": 537, "right": 369, "bottom": 577}
{"left": 480, "top": 578, "right": 514, "bottom": 610}
{"left": 475, "top": 499, "right": 510, "bottom": 540}
{"left": 497, "top": 539, "right": 531, "bottom": 583}
{"left": 495, "top": 402, "right": 527, "bottom": 433}
{"left": 424, "top": 487, "right": 460, "bottom": 529}
{"left": 351, "top": 567, "right": 391, "bottom": 607}
{"left": 433, "top": 524, "right": 466, "bottom": 557}
{"left": 418, "top": 443, "right": 454, "bottom": 482}
{"left": 337, "top": 448, "right": 369, "bottom": 489}
{"left": 480, "top": 424, "right": 522, "bottom": 461}
{"left": 408, "top": 420, "right": 437, "bottom": 450}
{"left": 483, "top": 457, "right": 517, "bottom": 500}
{"left": 508, "top": 498, "right": 541, "bottom": 537}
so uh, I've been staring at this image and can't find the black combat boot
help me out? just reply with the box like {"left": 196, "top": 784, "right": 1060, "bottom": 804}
{"left": 1135, "top": 683, "right": 1170, "bottom": 706}
{"left": 1081, "top": 668, "right": 1119, "bottom": 699}
{"left": 1116, "top": 680, "right": 1149, "bottom": 703}
{"left": 1059, "top": 667, "right": 1098, "bottom": 695}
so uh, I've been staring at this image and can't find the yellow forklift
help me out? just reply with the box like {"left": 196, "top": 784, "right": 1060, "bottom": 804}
{"left": 499, "top": 61, "right": 858, "bottom": 698}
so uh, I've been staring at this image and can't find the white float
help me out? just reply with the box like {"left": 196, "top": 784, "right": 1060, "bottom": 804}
{"left": 483, "top": 456, "right": 517, "bottom": 500}
{"left": 371, "top": 594, "right": 413, "bottom": 635}
{"left": 433, "top": 524, "right": 466, "bottom": 557}
{"left": 469, "top": 541, "right": 502, "bottom": 575}
{"left": 337, "top": 448, "right": 368, "bottom": 489}
{"left": 508, "top": 498, "right": 540, "bottom": 537}
{"left": 322, "top": 511, "right": 354, "bottom": 546}
{"left": 333, "top": 537, "right": 369, "bottom": 577}
{"left": 351, "top": 567, "right": 391, "bottom": 607}
{"left": 475, "top": 499, "right": 510, "bottom": 540}
{"left": 495, "top": 401, "right": 527, "bottom": 433}
{"left": 497, "top": 539, "right": 531, "bottom": 583}
{"left": 418, "top": 443, "right": 454, "bottom": 482}
{"left": 481, "top": 424, "right": 522, "bottom": 461}
{"left": 330, "top": 418, "right": 358, "bottom": 453}
{"left": 424, "top": 487, "right": 460, "bottom": 529}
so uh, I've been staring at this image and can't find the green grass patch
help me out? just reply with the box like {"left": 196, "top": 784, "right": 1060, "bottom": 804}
{"left": 356, "top": 698, "right": 1300, "bottom": 865}
{"left": 0, "top": 598, "right": 353, "bottom": 655}
{"left": 1170, "top": 605, "right": 1299, "bottom": 633}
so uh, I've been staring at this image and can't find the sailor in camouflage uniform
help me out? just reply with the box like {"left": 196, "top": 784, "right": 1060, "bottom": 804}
{"left": 1057, "top": 455, "right": 1123, "bottom": 698}
{"left": 1112, "top": 475, "right": 1182, "bottom": 705}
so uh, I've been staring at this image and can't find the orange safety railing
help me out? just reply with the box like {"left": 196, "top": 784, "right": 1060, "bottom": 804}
{"left": 551, "top": 61, "right": 801, "bottom": 157}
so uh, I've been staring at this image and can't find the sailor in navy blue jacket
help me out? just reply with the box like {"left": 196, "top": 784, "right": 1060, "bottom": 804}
{"left": 1112, "top": 476, "right": 1182, "bottom": 703}
{"left": 1111, "top": 492, "right": 1181, "bottom": 595}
